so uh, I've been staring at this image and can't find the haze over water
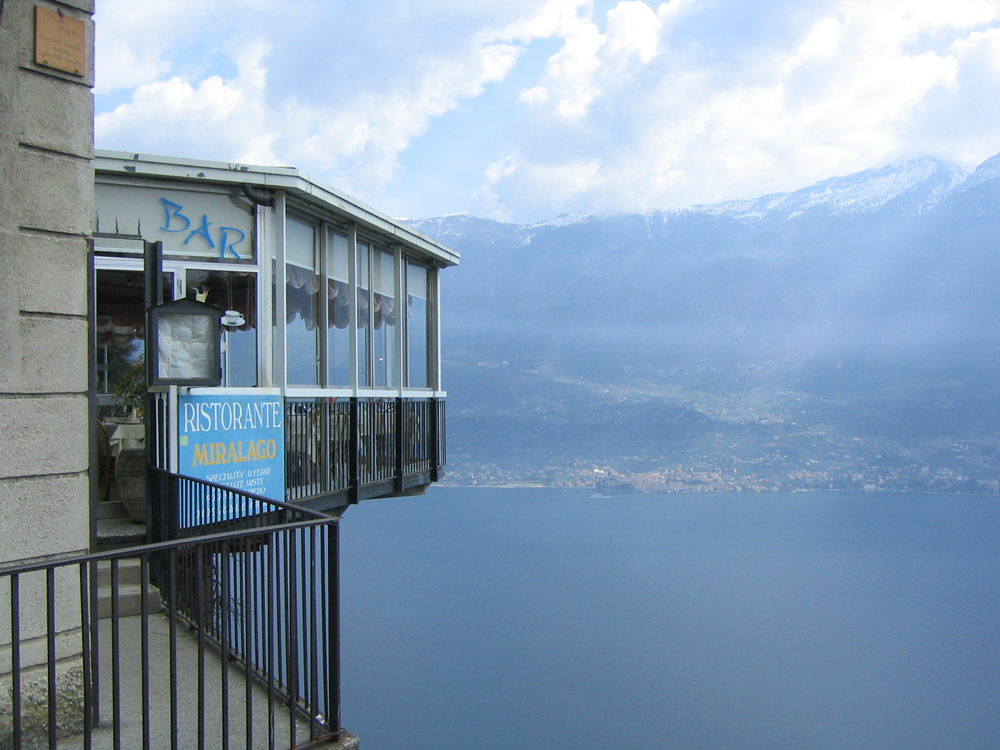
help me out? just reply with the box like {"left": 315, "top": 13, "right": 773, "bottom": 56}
{"left": 341, "top": 487, "right": 1000, "bottom": 750}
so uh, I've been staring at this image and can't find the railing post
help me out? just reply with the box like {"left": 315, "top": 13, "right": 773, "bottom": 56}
{"left": 430, "top": 397, "right": 439, "bottom": 482}
{"left": 394, "top": 397, "right": 405, "bottom": 492}
{"left": 168, "top": 472, "right": 180, "bottom": 541}
{"left": 349, "top": 398, "right": 359, "bottom": 504}
{"left": 327, "top": 522, "right": 342, "bottom": 741}
{"left": 322, "top": 399, "right": 332, "bottom": 495}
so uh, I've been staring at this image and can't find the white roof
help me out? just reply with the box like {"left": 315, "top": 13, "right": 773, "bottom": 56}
{"left": 94, "top": 150, "right": 459, "bottom": 267}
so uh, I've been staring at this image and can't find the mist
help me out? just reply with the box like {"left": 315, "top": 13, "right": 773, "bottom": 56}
{"left": 413, "top": 153, "right": 1000, "bottom": 489}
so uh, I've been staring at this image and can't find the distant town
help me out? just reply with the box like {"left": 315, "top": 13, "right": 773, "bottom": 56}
{"left": 444, "top": 389, "right": 1000, "bottom": 495}
{"left": 443, "top": 460, "right": 1000, "bottom": 494}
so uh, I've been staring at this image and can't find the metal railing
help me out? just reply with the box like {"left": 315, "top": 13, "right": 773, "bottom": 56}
{"left": 2, "top": 474, "right": 341, "bottom": 750}
{"left": 285, "top": 397, "right": 443, "bottom": 503}
{"left": 402, "top": 399, "right": 432, "bottom": 475}
{"left": 142, "top": 394, "right": 443, "bottom": 505}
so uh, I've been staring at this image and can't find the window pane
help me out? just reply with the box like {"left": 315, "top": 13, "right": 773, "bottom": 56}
{"left": 358, "top": 241, "right": 371, "bottom": 387}
{"left": 406, "top": 263, "right": 429, "bottom": 389}
{"left": 286, "top": 216, "right": 319, "bottom": 385}
{"left": 372, "top": 248, "right": 396, "bottom": 388}
{"left": 327, "top": 230, "right": 350, "bottom": 386}
{"left": 95, "top": 268, "right": 170, "bottom": 418}
{"left": 186, "top": 269, "right": 258, "bottom": 387}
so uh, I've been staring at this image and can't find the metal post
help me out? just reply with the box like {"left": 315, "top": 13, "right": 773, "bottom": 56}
{"left": 430, "top": 397, "right": 439, "bottom": 482}
{"left": 327, "top": 522, "right": 341, "bottom": 741}
{"left": 349, "top": 399, "right": 359, "bottom": 504}
{"left": 87, "top": 241, "right": 98, "bottom": 552}
{"left": 395, "top": 397, "right": 405, "bottom": 492}
{"left": 144, "top": 241, "right": 163, "bottom": 532}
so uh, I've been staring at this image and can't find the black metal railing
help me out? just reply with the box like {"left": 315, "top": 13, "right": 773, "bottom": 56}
{"left": 2, "top": 475, "right": 341, "bottom": 750}
{"left": 285, "top": 397, "right": 443, "bottom": 503}
{"left": 402, "top": 399, "right": 432, "bottom": 475}
{"left": 357, "top": 399, "right": 396, "bottom": 485}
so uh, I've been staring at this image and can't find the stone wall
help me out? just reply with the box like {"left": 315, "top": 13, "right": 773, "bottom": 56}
{"left": 0, "top": 0, "right": 94, "bottom": 562}
{"left": 0, "top": 0, "right": 94, "bottom": 744}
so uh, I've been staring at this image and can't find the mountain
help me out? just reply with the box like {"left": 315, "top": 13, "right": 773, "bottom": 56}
{"left": 406, "top": 154, "right": 1000, "bottom": 489}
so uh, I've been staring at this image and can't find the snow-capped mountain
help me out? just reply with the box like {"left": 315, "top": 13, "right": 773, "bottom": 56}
{"left": 687, "top": 156, "right": 968, "bottom": 222}
{"left": 417, "top": 151, "right": 1000, "bottom": 466}
{"left": 408, "top": 149, "right": 1000, "bottom": 357}
{"left": 408, "top": 154, "right": 985, "bottom": 245}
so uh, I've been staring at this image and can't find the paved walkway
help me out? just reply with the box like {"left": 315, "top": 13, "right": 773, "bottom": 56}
{"left": 59, "top": 611, "right": 357, "bottom": 750}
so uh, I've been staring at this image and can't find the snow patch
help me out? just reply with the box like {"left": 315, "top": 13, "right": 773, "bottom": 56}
{"left": 525, "top": 212, "right": 592, "bottom": 229}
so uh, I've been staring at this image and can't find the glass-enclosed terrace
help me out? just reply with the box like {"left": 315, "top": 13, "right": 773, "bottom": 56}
{"left": 92, "top": 151, "right": 459, "bottom": 514}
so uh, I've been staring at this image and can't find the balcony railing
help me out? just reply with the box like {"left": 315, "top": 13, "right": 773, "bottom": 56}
{"left": 148, "top": 394, "right": 444, "bottom": 509}
{"left": 1, "top": 472, "right": 343, "bottom": 750}
{"left": 285, "top": 397, "right": 445, "bottom": 505}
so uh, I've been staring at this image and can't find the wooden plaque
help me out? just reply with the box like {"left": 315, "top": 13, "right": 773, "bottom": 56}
{"left": 34, "top": 6, "right": 85, "bottom": 76}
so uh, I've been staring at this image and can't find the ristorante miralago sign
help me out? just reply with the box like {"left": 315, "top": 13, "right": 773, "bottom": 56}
{"left": 178, "top": 394, "right": 285, "bottom": 506}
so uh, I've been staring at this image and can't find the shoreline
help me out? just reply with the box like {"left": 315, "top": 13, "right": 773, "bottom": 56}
{"left": 435, "top": 483, "right": 1000, "bottom": 498}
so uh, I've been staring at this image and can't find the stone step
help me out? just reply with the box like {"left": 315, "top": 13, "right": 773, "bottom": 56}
{"left": 96, "top": 583, "right": 163, "bottom": 620}
{"left": 95, "top": 558, "right": 145, "bottom": 588}
{"left": 94, "top": 559, "right": 163, "bottom": 619}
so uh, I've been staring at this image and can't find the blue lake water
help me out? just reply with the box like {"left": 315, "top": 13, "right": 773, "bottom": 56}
{"left": 340, "top": 487, "right": 1000, "bottom": 750}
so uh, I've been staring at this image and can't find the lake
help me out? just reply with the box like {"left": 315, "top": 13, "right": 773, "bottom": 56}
{"left": 340, "top": 487, "right": 1000, "bottom": 750}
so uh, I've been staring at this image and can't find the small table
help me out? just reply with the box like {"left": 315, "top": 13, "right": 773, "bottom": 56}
{"left": 103, "top": 422, "right": 146, "bottom": 459}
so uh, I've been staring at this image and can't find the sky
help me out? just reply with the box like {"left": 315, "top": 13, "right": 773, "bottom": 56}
{"left": 94, "top": 0, "right": 1000, "bottom": 224}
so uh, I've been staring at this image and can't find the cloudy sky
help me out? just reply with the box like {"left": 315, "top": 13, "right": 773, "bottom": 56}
{"left": 94, "top": 0, "right": 1000, "bottom": 223}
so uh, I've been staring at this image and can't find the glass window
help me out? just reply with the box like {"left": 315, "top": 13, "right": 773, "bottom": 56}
{"left": 357, "top": 241, "right": 371, "bottom": 387}
{"left": 327, "top": 230, "right": 351, "bottom": 386}
{"left": 285, "top": 216, "right": 320, "bottom": 385}
{"left": 372, "top": 248, "right": 396, "bottom": 388}
{"left": 406, "top": 262, "right": 430, "bottom": 389}
{"left": 94, "top": 268, "right": 171, "bottom": 418}
{"left": 185, "top": 269, "right": 257, "bottom": 387}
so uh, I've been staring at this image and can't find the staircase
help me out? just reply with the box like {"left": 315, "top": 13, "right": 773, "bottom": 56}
{"left": 95, "top": 558, "right": 163, "bottom": 619}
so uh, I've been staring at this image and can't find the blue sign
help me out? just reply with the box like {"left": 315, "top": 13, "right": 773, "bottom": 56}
{"left": 178, "top": 394, "right": 285, "bottom": 503}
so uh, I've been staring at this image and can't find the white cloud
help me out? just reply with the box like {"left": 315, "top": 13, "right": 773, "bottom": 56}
{"left": 657, "top": 0, "right": 695, "bottom": 19}
{"left": 96, "top": 41, "right": 276, "bottom": 164}
{"left": 484, "top": 0, "right": 1000, "bottom": 219}
{"left": 94, "top": 0, "right": 229, "bottom": 93}
{"left": 495, "top": 0, "right": 590, "bottom": 41}
{"left": 517, "top": 1, "right": 668, "bottom": 118}
{"left": 606, "top": 2, "right": 662, "bottom": 63}
{"left": 94, "top": 0, "right": 1000, "bottom": 222}
{"left": 547, "top": 22, "right": 608, "bottom": 117}
{"left": 95, "top": 1, "right": 566, "bottom": 196}
{"left": 519, "top": 85, "right": 551, "bottom": 104}
{"left": 796, "top": 18, "right": 842, "bottom": 61}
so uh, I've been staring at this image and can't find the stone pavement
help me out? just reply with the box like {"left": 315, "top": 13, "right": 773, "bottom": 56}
{"left": 58, "top": 611, "right": 357, "bottom": 750}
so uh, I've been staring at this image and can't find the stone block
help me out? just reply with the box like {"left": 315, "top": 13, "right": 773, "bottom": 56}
{"left": 0, "top": 474, "right": 89, "bottom": 563}
{"left": 0, "top": 397, "right": 89, "bottom": 479}
{"left": 0, "top": 567, "right": 84, "bottom": 647}
{"left": 48, "top": 0, "right": 94, "bottom": 14}
{"left": 16, "top": 316, "right": 89, "bottom": 394}
{"left": 0, "top": 234, "right": 21, "bottom": 388}
{"left": 18, "top": 70, "right": 94, "bottom": 158}
{"left": 14, "top": 148, "right": 94, "bottom": 236}
{"left": 0, "top": 630, "right": 83, "bottom": 673}
{"left": 9, "top": 233, "right": 89, "bottom": 317}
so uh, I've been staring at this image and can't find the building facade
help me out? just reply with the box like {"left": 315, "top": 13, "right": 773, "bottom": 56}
{"left": 1, "top": 2, "right": 458, "bottom": 745}
{"left": 93, "top": 151, "right": 458, "bottom": 521}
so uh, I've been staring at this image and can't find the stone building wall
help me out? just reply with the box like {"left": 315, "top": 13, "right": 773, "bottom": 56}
{"left": 0, "top": 0, "right": 94, "bottom": 565}
{"left": 0, "top": 1, "right": 94, "bottom": 742}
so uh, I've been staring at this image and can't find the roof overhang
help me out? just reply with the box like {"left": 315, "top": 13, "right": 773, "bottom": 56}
{"left": 93, "top": 150, "right": 460, "bottom": 267}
